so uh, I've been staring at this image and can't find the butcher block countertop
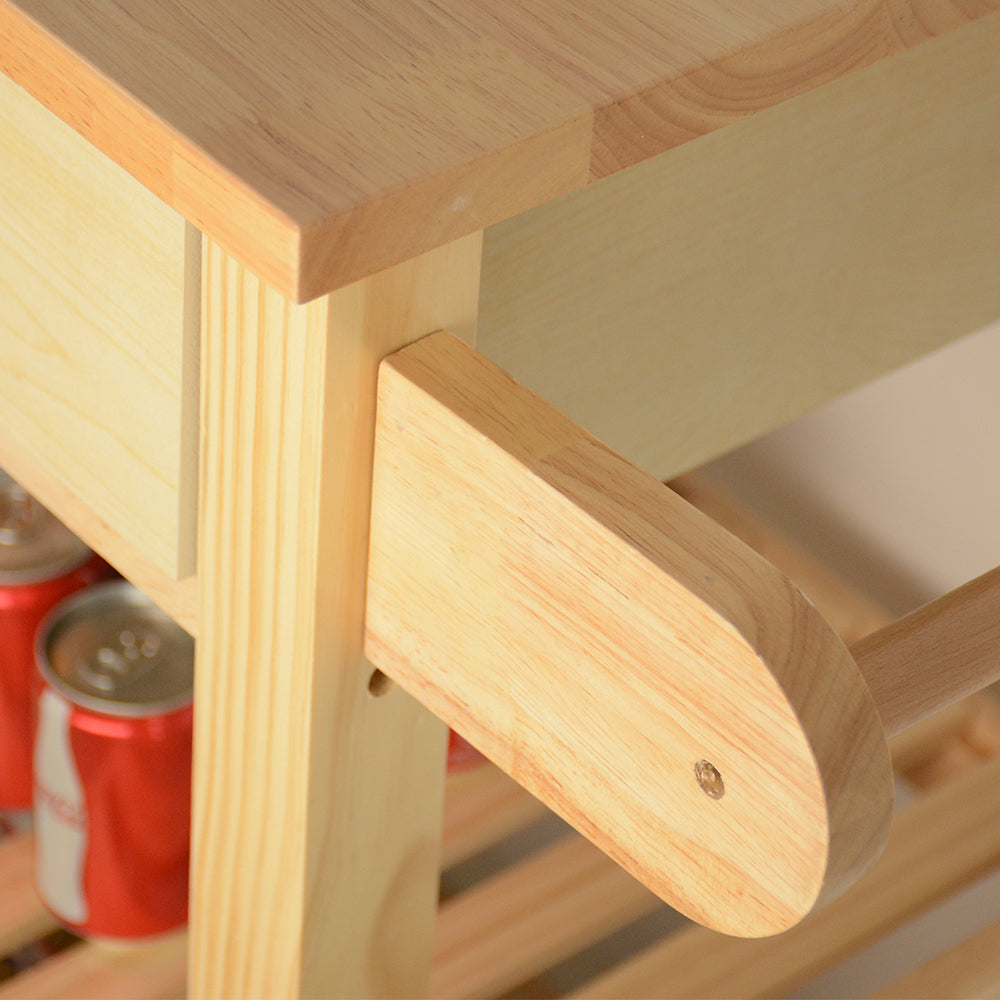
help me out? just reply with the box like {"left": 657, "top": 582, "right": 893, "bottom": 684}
{"left": 1, "top": 0, "right": 997, "bottom": 300}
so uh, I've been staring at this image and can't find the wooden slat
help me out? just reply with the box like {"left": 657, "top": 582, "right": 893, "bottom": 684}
{"left": 433, "top": 835, "right": 657, "bottom": 1000}
{"left": 573, "top": 754, "right": 1000, "bottom": 999}
{"left": 2, "top": 2, "right": 996, "bottom": 299}
{"left": 190, "top": 236, "right": 481, "bottom": 999}
{"left": 367, "top": 331, "right": 892, "bottom": 938}
{"left": 852, "top": 565, "right": 1000, "bottom": 736}
{"left": 0, "top": 935, "right": 187, "bottom": 1000}
{"left": 872, "top": 918, "right": 1000, "bottom": 999}
{"left": 0, "top": 834, "right": 56, "bottom": 958}
{"left": 0, "top": 67, "right": 200, "bottom": 582}
{"left": 441, "top": 765, "right": 548, "bottom": 871}
{"left": 479, "top": 14, "right": 1000, "bottom": 482}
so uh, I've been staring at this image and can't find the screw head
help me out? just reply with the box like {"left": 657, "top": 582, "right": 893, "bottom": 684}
{"left": 695, "top": 759, "right": 725, "bottom": 799}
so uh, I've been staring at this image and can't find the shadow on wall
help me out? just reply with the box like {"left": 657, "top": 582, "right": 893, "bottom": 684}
{"left": 699, "top": 318, "right": 1000, "bottom": 618}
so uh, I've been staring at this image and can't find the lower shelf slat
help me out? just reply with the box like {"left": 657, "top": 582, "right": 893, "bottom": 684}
{"left": 872, "top": 916, "right": 1000, "bottom": 999}
{"left": 434, "top": 833, "right": 658, "bottom": 999}
{"left": 0, "top": 834, "right": 57, "bottom": 957}
{"left": 0, "top": 936, "right": 187, "bottom": 1000}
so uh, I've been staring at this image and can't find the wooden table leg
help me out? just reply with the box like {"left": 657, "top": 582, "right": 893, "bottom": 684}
{"left": 190, "top": 234, "right": 482, "bottom": 998}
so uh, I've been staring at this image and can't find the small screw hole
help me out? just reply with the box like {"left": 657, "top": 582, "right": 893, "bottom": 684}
{"left": 695, "top": 760, "right": 725, "bottom": 799}
{"left": 368, "top": 669, "right": 394, "bottom": 698}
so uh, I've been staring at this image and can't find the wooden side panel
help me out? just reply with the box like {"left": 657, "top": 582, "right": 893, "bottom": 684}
{"left": 191, "top": 236, "right": 481, "bottom": 998}
{"left": 479, "top": 15, "right": 1000, "bottom": 479}
{"left": 0, "top": 70, "right": 198, "bottom": 579}
{"left": 366, "top": 332, "right": 892, "bottom": 939}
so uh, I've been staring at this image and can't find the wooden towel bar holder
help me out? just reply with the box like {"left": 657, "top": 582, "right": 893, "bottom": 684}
{"left": 364, "top": 331, "right": 1000, "bottom": 941}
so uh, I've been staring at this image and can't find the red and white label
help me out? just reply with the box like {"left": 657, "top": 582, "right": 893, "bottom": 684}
{"left": 33, "top": 687, "right": 88, "bottom": 925}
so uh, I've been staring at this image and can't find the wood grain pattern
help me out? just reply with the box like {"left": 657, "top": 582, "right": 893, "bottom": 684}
{"left": 365, "top": 332, "right": 892, "bottom": 937}
{"left": 478, "top": 12, "right": 1000, "bottom": 482}
{"left": 0, "top": 432, "right": 198, "bottom": 634}
{"left": 574, "top": 753, "right": 1000, "bottom": 999}
{"left": 1, "top": 1, "right": 995, "bottom": 299}
{"left": 0, "top": 68, "right": 200, "bottom": 580}
{"left": 852, "top": 565, "right": 1000, "bottom": 737}
{"left": 192, "top": 237, "right": 481, "bottom": 998}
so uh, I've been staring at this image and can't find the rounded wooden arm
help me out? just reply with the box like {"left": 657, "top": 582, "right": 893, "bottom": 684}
{"left": 364, "top": 332, "right": 998, "bottom": 938}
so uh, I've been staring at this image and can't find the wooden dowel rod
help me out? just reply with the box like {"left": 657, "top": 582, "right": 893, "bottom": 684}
{"left": 851, "top": 565, "right": 1000, "bottom": 738}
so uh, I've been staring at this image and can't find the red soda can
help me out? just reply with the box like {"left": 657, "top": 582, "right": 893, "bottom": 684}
{"left": 33, "top": 581, "right": 194, "bottom": 941}
{"left": 447, "top": 729, "right": 486, "bottom": 774}
{"left": 0, "top": 471, "right": 111, "bottom": 814}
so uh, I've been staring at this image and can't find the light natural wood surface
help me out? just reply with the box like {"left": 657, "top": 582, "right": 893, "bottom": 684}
{"left": 852, "top": 565, "right": 1000, "bottom": 736}
{"left": 434, "top": 835, "right": 657, "bottom": 1000}
{"left": 0, "top": 833, "right": 57, "bottom": 957}
{"left": 0, "top": 936, "right": 188, "bottom": 1000}
{"left": 574, "top": 753, "right": 1000, "bottom": 999}
{"left": 478, "top": 13, "right": 1000, "bottom": 482}
{"left": 366, "top": 332, "right": 892, "bottom": 938}
{"left": 192, "top": 237, "right": 481, "bottom": 998}
{"left": 0, "top": 67, "right": 200, "bottom": 581}
{"left": 2, "top": 1, "right": 995, "bottom": 300}
{"left": 0, "top": 431, "right": 199, "bottom": 634}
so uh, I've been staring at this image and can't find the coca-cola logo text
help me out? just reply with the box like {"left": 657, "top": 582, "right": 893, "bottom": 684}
{"left": 35, "top": 782, "right": 87, "bottom": 832}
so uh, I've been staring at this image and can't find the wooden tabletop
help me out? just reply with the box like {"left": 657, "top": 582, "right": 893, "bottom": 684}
{"left": 2, "top": 1, "right": 996, "bottom": 301}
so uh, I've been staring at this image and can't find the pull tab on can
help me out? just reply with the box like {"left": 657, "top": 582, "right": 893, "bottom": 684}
{"left": 37, "top": 581, "right": 193, "bottom": 717}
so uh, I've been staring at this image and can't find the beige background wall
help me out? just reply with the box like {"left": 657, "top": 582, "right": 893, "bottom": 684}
{"left": 703, "top": 318, "right": 1000, "bottom": 617}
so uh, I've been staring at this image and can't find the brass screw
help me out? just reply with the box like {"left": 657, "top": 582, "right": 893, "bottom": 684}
{"left": 695, "top": 760, "right": 725, "bottom": 799}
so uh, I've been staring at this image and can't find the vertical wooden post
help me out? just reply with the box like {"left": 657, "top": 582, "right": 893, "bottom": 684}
{"left": 191, "top": 234, "right": 482, "bottom": 998}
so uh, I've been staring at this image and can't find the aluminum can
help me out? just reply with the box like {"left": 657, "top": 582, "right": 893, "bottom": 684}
{"left": 33, "top": 581, "right": 194, "bottom": 941}
{"left": 0, "top": 472, "right": 111, "bottom": 813}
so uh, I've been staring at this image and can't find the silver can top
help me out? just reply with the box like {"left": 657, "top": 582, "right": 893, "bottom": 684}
{"left": 0, "top": 472, "right": 93, "bottom": 584}
{"left": 37, "top": 581, "right": 194, "bottom": 717}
